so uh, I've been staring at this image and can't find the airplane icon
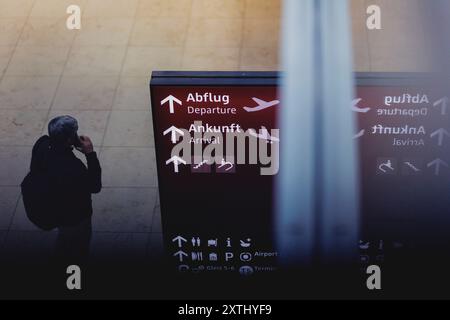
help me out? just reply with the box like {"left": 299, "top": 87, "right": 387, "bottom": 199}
{"left": 244, "top": 97, "right": 280, "bottom": 112}
{"left": 351, "top": 98, "right": 371, "bottom": 113}
{"left": 248, "top": 126, "right": 280, "bottom": 144}
{"left": 353, "top": 129, "right": 365, "bottom": 139}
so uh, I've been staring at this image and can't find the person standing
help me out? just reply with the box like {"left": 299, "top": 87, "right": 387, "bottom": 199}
{"left": 29, "top": 115, "right": 102, "bottom": 264}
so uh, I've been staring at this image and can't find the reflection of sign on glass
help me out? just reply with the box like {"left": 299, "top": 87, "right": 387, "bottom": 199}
{"left": 359, "top": 255, "right": 370, "bottom": 264}
{"left": 359, "top": 240, "right": 370, "bottom": 250}
{"left": 433, "top": 96, "right": 449, "bottom": 115}
{"left": 353, "top": 129, "right": 365, "bottom": 140}
{"left": 351, "top": 98, "right": 371, "bottom": 113}
{"left": 402, "top": 159, "right": 422, "bottom": 175}
{"left": 427, "top": 158, "right": 448, "bottom": 176}
{"left": 430, "top": 128, "right": 450, "bottom": 146}
{"left": 376, "top": 158, "right": 396, "bottom": 175}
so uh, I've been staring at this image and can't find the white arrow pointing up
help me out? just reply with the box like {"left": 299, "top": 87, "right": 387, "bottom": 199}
{"left": 173, "top": 250, "right": 188, "bottom": 262}
{"left": 163, "top": 126, "right": 184, "bottom": 143}
{"left": 427, "top": 158, "right": 448, "bottom": 176}
{"left": 161, "top": 95, "right": 182, "bottom": 114}
{"left": 430, "top": 128, "right": 450, "bottom": 146}
{"left": 172, "top": 235, "right": 187, "bottom": 248}
{"left": 433, "top": 97, "right": 449, "bottom": 116}
{"left": 166, "top": 155, "right": 187, "bottom": 173}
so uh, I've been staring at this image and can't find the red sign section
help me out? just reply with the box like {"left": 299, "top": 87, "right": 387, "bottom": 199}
{"left": 150, "top": 73, "right": 280, "bottom": 276}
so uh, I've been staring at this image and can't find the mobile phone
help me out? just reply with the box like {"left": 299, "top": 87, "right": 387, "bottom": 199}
{"left": 73, "top": 135, "right": 82, "bottom": 148}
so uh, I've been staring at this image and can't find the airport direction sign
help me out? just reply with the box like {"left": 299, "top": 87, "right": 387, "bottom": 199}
{"left": 150, "top": 72, "right": 450, "bottom": 275}
{"left": 150, "top": 72, "right": 280, "bottom": 276}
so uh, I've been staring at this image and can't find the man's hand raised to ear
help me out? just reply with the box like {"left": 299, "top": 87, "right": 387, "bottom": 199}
{"left": 78, "top": 135, "right": 94, "bottom": 155}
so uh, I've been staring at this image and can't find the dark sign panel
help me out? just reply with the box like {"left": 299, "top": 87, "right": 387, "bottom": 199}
{"left": 150, "top": 72, "right": 450, "bottom": 276}
{"left": 150, "top": 72, "right": 279, "bottom": 276}
{"left": 355, "top": 77, "right": 450, "bottom": 265}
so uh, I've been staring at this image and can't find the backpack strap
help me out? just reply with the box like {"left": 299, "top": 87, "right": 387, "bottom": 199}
{"left": 30, "top": 136, "right": 51, "bottom": 173}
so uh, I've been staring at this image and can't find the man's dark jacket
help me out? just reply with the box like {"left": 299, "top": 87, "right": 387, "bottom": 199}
{"left": 30, "top": 136, "right": 102, "bottom": 227}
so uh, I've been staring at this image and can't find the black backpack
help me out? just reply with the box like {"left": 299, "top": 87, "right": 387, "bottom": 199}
{"left": 21, "top": 170, "right": 59, "bottom": 231}
{"left": 21, "top": 138, "right": 59, "bottom": 231}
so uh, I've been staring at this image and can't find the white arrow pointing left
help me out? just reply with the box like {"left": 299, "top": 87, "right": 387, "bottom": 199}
{"left": 163, "top": 126, "right": 185, "bottom": 143}
{"left": 166, "top": 156, "right": 187, "bottom": 173}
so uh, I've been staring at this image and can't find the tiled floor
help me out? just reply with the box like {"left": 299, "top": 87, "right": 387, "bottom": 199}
{"left": 0, "top": 0, "right": 429, "bottom": 260}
